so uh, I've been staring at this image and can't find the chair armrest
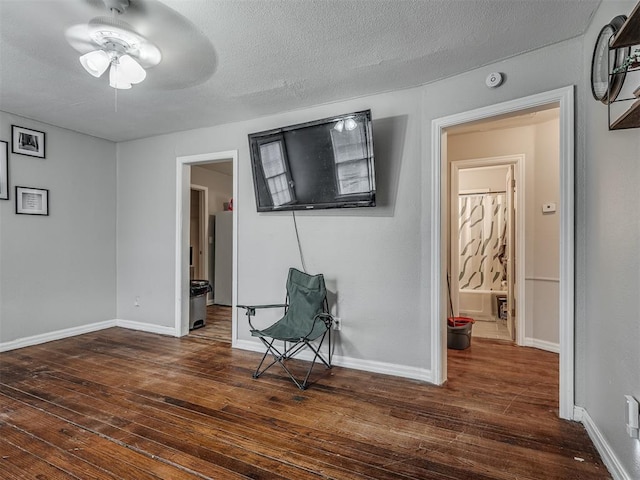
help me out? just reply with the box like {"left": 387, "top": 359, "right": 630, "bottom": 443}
{"left": 237, "top": 304, "right": 288, "bottom": 330}
{"left": 237, "top": 304, "right": 287, "bottom": 316}
{"left": 300, "top": 312, "right": 334, "bottom": 338}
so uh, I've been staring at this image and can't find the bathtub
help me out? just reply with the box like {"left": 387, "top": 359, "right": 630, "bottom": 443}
{"left": 458, "top": 289, "right": 506, "bottom": 321}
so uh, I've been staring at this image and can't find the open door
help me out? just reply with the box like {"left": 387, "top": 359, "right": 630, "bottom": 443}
{"left": 506, "top": 165, "right": 516, "bottom": 340}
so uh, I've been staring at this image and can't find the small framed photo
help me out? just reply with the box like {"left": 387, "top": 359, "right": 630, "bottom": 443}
{"left": 15, "top": 186, "right": 49, "bottom": 216}
{"left": 0, "top": 141, "right": 8, "bottom": 200}
{"left": 12, "top": 125, "right": 46, "bottom": 158}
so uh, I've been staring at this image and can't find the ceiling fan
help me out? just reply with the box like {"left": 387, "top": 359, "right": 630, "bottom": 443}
{"left": 65, "top": 0, "right": 216, "bottom": 90}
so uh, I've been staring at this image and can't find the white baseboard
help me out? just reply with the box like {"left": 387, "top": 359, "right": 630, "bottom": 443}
{"left": 0, "top": 319, "right": 178, "bottom": 353}
{"left": 523, "top": 337, "right": 560, "bottom": 354}
{"left": 0, "top": 320, "right": 116, "bottom": 352}
{"left": 574, "top": 406, "right": 633, "bottom": 480}
{"left": 115, "top": 319, "right": 177, "bottom": 337}
{"left": 234, "top": 339, "right": 433, "bottom": 383}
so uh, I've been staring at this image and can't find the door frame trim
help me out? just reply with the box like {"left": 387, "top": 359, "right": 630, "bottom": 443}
{"left": 175, "top": 150, "right": 239, "bottom": 342}
{"left": 450, "top": 156, "right": 525, "bottom": 345}
{"left": 190, "top": 184, "right": 209, "bottom": 284}
{"left": 430, "top": 86, "right": 575, "bottom": 419}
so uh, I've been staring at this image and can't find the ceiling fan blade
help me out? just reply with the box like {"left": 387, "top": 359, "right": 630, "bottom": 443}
{"left": 110, "top": 1, "right": 218, "bottom": 89}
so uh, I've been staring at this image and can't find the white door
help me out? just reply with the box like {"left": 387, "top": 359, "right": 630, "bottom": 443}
{"left": 506, "top": 165, "right": 516, "bottom": 340}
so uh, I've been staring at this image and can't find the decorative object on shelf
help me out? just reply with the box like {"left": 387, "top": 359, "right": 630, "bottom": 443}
{"left": 0, "top": 141, "right": 8, "bottom": 200}
{"left": 590, "top": 15, "right": 630, "bottom": 104}
{"left": 607, "top": 2, "right": 640, "bottom": 130}
{"left": 11, "top": 125, "right": 46, "bottom": 158}
{"left": 614, "top": 47, "right": 640, "bottom": 73}
{"left": 15, "top": 186, "right": 49, "bottom": 216}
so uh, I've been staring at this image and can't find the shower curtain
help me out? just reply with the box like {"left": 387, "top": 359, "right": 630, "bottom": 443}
{"left": 458, "top": 193, "right": 507, "bottom": 291}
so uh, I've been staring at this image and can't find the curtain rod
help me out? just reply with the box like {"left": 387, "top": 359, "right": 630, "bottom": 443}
{"left": 458, "top": 190, "right": 506, "bottom": 196}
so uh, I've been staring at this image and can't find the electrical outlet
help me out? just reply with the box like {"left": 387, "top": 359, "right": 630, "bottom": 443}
{"left": 332, "top": 317, "right": 342, "bottom": 331}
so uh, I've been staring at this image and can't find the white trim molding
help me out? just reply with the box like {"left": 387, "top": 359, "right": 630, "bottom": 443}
{"left": 523, "top": 337, "right": 560, "bottom": 354}
{"left": 430, "top": 86, "right": 575, "bottom": 419}
{"left": 0, "top": 320, "right": 116, "bottom": 352}
{"left": 575, "top": 406, "right": 633, "bottom": 480}
{"left": 235, "top": 339, "right": 433, "bottom": 383}
{"left": 0, "top": 319, "right": 182, "bottom": 353}
{"left": 115, "top": 319, "right": 176, "bottom": 337}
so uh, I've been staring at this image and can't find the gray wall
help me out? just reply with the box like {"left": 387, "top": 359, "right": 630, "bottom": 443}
{"left": 582, "top": 2, "right": 640, "bottom": 477}
{"left": 116, "top": 37, "right": 583, "bottom": 371}
{"left": 0, "top": 112, "right": 116, "bottom": 343}
{"left": 116, "top": 88, "right": 425, "bottom": 366}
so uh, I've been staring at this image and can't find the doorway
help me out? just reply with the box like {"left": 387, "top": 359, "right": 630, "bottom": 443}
{"left": 449, "top": 158, "right": 524, "bottom": 343}
{"left": 175, "top": 150, "right": 239, "bottom": 343}
{"left": 430, "top": 87, "right": 575, "bottom": 419}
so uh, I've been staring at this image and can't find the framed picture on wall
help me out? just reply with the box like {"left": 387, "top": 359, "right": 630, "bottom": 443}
{"left": 12, "top": 125, "right": 46, "bottom": 158}
{"left": 15, "top": 186, "right": 48, "bottom": 216}
{"left": 0, "top": 141, "right": 8, "bottom": 200}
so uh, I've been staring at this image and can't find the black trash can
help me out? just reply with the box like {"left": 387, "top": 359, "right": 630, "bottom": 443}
{"left": 189, "top": 280, "right": 212, "bottom": 330}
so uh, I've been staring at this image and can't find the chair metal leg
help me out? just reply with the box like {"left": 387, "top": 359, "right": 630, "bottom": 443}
{"left": 252, "top": 327, "right": 333, "bottom": 389}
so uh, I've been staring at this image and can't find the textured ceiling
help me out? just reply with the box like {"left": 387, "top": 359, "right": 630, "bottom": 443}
{"left": 0, "top": 0, "right": 600, "bottom": 142}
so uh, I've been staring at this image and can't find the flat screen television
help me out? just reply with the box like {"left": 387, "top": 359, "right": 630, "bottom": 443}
{"left": 248, "top": 110, "right": 375, "bottom": 212}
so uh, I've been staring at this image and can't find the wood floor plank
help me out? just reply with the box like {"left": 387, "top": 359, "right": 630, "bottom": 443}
{"left": 0, "top": 322, "right": 610, "bottom": 480}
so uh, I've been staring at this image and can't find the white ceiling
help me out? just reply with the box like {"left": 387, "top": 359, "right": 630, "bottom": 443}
{"left": 0, "top": 0, "right": 600, "bottom": 143}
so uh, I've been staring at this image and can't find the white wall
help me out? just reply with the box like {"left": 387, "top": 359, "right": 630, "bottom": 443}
{"left": 0, "top": 112, "right": 116, "bottom": 344}
{"left": 581, "top": 2, "right": 640, "bottom": 478}
{"left": 448, "top": 117, "right": 561, "bottom": 346}
{"left": 532, "top": 119, "right": 560, "bottom": 345}
{"left": 458, "top": 165, "right": 509, "bottom": 192}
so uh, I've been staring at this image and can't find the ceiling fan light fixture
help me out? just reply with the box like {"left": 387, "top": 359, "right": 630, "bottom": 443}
{"left": 109, "top": 62, "right": 132, "bottom": 89}
{"left": 118, "top": 54, "right": 146, "bottom": 84}
{"left": 80, "top": 50, "right": 111, "bottom": 77}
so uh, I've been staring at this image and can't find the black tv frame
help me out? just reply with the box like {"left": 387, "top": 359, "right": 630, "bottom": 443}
{"left": 248, "top": 110, "right": 375, "bottom": 212}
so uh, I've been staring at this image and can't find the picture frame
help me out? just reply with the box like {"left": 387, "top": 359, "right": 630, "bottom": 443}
{"left": 15, "top": 186, "right": 48, "bottom": 216}
{"left": 0, "top": 141, "right": 8, "bottom": 200}
{"left": 12, "top": 125, "right": 46, "bottom": 158}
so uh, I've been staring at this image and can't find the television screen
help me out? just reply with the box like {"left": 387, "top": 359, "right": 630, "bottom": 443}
{"left": 248, "top": 110, "right": 375, "bottom": 212}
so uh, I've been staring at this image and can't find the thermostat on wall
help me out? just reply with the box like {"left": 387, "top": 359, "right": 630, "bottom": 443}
{"left": 486, "top": 72, "right": 503, "bottom": 88}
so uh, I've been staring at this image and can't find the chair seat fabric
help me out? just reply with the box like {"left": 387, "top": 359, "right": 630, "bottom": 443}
{"left": 251, "top": 268, "right": 327, "bottom": 341}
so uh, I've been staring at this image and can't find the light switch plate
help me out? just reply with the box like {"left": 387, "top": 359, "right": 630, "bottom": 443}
{"left": 625, "top": 395, "right": 639, "bottom": 439}
{"left": 542, "top": 203, "right": 556, "bottom": 213}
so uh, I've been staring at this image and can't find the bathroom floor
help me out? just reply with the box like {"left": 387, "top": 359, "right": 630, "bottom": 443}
{"left": 472, "top": 318, "right": 512, "bottom": 341}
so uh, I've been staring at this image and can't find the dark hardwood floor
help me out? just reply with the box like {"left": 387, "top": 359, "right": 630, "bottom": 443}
{"left": 0, "top": 318, "right": 609, "bottom": 479}
{"left": 189, "top": 304, "right": 232, "bottom": 343}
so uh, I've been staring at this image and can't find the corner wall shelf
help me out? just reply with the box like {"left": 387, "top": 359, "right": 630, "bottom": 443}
{"left": 609, "top": 2, "right": 640, "bottom": 130}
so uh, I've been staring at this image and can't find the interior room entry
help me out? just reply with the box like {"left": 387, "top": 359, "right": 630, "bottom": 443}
{"left": 190, "top": 162, "right": 234, "bottom": 307}
{"left": 450, "top": 161, "right": 520, "bottom": 342}
{"left": 176, "top": 150, "right": 238, "bottom": 339}
{"left": 432, "top": 89, "right": 573, "bottom": 419}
